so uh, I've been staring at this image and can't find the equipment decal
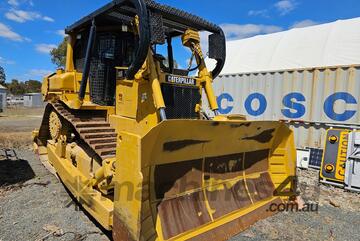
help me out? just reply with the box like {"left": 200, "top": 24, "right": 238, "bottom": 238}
{"left": 166, "top": 75, "right": 196, "bottom": 86}
{"left": 335, "top": 132, "right": 348, "bottom": 180}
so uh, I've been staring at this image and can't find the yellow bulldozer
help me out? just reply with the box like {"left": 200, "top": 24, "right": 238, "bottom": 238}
{"left": 33, "top": 0, "right": 297, "bottom": 240}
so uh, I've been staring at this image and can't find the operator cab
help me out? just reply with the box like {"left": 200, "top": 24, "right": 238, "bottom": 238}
{"left": 65, "top": 0, "right": 225, "bottom": 119}
{"left": 73, "top": 29, "right": 136, "bottom": 106}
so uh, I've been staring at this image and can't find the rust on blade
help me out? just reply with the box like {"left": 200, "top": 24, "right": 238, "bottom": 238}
{"left": 158, "top": 191, "right": 211, "bottom": 240}
{"left": 246, "top": 173, "right": 275, "bottom": 202}
{"left": 113, "top": 212, "right": 136, "bottom": 241}
{"left": 154, "top": 149, "right": 279, "bottom": 240}
{"left": 189, "top": 198, "right": 283, "bottom": 241}
{"left": 205, "top": 173, "right": 274, "bottom": 220}
{"left": 205, "top": 179, "right": 252, "bottom": 219}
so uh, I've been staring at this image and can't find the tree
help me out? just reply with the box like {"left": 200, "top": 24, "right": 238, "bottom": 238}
{"left": 0, "top": 66, "right": 6, "bottom": 86}
{"left": 24, "top": 80, "right": 42, "bottom": 93}
{"left": 6, "top": 79, "right": 42, "bottom": 95}
{"left": 50, "top": 37, "right": 68, "bottom": 68}
{"left": 8, "top": 79, "right": 26, "bottom": 95}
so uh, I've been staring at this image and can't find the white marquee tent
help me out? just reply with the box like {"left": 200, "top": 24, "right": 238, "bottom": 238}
{"left": 208, "top": 17, "right": 360, "bottom": 75}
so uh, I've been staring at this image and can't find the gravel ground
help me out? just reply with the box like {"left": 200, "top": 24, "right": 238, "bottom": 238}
{"left": 0, "top": 148, "right": 110, "bottom": 241}
{"left": 0, "top": 111, "right": 359, "bottom": 241}
{"left": 1, "top": 108, "right": 109, "bottom": 241}
{"left": 233, "top": 168, "right": 360, "bottom": 241}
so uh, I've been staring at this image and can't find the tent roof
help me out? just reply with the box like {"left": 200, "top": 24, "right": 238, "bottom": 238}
{"left": 0, "top": 84, "right": 7, "bottom": 90}
{"left": 209, "top": 17, "right": 360, "bottom": 75}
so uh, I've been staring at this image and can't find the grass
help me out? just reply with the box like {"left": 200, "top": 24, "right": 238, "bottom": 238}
{"left": 0, "top": 132, "right": 33, "bottom": 149}
{"left": 1, "top": 106, "right": 45, "bottom": 117}
{"left": 0, "top": 107, "right": 44, "bottom": 148}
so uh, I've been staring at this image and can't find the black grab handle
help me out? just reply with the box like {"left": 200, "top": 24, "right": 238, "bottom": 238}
{"left": 78, "top": 19, "right": 96, "bottom": 101}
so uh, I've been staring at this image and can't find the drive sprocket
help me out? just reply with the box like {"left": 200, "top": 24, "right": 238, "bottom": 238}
{"left": 49, "top": 111, "right": 64, "bottom": 140}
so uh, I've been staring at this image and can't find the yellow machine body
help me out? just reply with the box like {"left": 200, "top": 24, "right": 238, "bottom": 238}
{"left": 112, "top": 120, "right": 295, "bottom": 241}
{"left": 33, "top": 1, "right": 297, "bottom": 240}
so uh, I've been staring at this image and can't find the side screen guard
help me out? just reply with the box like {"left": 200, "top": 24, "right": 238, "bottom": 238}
{"left": 208, "top": 32, "right": 226, "bottom": 79}
{"left": 150, "top": 12, "right": 166, "bottom": 45}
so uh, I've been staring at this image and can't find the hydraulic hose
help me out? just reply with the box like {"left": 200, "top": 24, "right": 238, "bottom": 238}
{"left": 125, "top": 0, "right": 151, "bottom": 80}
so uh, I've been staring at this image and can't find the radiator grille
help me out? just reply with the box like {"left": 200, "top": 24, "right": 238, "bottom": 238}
{"left": 161, "top": 83, "right": 200, "bottom": 119}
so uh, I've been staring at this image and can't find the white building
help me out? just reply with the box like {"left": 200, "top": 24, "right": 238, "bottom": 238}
{"left": 0, "top": 84, "right": 7, "bottom": 112}
{"left": 7, "top": 94, "right": 24, "bottom": 106}
{"left": 23, "top": 93, "right": 43, "bottom": 108}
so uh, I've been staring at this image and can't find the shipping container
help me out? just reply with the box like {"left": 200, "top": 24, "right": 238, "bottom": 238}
{"left": 206, "top": 65, "right": 360, "bottom": 149}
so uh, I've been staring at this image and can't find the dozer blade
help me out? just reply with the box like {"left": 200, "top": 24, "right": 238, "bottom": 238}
{"left": 113, "top": 120, "right": 296, "bottom": 241}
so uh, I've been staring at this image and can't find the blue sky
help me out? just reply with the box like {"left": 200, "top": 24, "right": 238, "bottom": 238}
{"left": 0, "top": 0, "right": 360, "bottom": 82}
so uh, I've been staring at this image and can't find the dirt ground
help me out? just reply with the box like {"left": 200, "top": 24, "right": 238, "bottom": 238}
{"left": 0, "top": 107, "right": 359, "bottom": 241}
{"left": 0, "top": 107, "right": 44, "bottom": 148}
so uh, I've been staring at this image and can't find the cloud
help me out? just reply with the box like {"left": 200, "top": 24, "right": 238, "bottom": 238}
{"left": 42, "top": 16, "right": 54, "bottom": 22}
{"left": 291, "top": 19, "right": 319, "bottom": 29}
{"left": 0, "top": 56, "right": 15, "bottom": 65}
{"left": 35, "top": 43, "right": 57, "bottom": 54}
{"left": 56, "top": 29, "right": 66, "bottom": 37}
{"left": 248, "top": 9, "right": 269, "bottom": 18}
{"left": 274, "top": 0, "right": 297, "bottom": 15}
{"left": 220, "top": 23, "right": 283, "bottom": 40}
{"left": 7, "top": 0, "right": 19, "bottom": 7}
{"left": 249, "top": 1, "right": 298, "bottom": 18}
{"left": 7, "top": 0, "right": 34, "bottom": 6}
{"left": 20, "top": 69, "right": 53, "bottom": 80}
{"left": 0, "top": 22, "right": 28, "bottom": 41}
{"left": 5, "top": 9, "right": 54, "bottom": 23}
{"left": 14, "top": 68, "right": 52, "bottom": 81}
{"left": 199, "top": 23, "right": 283, "bottom": 54}
{"left": 28, "top": 69, "right": 53, "bottom": 78}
